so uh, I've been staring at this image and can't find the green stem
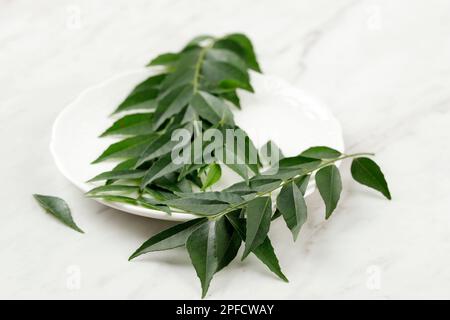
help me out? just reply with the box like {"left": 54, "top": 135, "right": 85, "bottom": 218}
{"left": 205, "top": 152, "right": 375, "bottom": 220}
{"left": 192, "top": 41, "right": 214, "bottom": 93}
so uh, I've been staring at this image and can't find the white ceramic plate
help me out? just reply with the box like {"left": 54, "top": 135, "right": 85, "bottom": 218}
{"left": 51, "top": 69, "right": 344, "bottom": 221}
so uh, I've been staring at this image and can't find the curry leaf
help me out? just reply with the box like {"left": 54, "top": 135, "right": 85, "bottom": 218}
{"left": 186, "top": 221, "right": 219, "bottom": 298}
{"left": 113, "top": 90, "right": 158, "bottom": 114}
{"left": 152, "top": 85, "right": 193, "bottom": 130}
{"left": 205, "top": 48, "right": 248, "bottom": 73}
{"left": 147, "top": 53, "right": 179, "bottom": 67}
{"left": 219, "top": 91, "right": 240, "bottom": 108}
{"left": 164, "top": 198, "right": 229, "bottom": 216}
{"left": 191, "top": 91, "right": 234, "bottom": 125}
{"left": 105, "top": 158, "right": 139, "bottom": 185}
{"left": 301, "top": 146, "right": 341, "bottom": 159}
{"left": 315, "top": 165, "right": 342, "bottom": 219}
{"left": 215, "top": 217, "right": 241, "bottom": 272}
{"left": 253, "top": 237, "right": 288, "bottom": 282}
{"left": 140, "top": 155, "right": 184, "bottom": 189}
{"left": 113, "top": 74, "right": 165, "bottom": 114}
{"left": 129, "top": 218, "right": 206, "bottom": 260}
{"left": 136, "top": 124, "right": 193, "bottom": 166}
{"left": 88, "top": 169, "right": 146, "bottom": 182}
{"left": 277, "top": 182, "right": 307, "bottom": 241}
{"left": 214, "top": 33, "right": 261, "bottom": 72}
{"left": 221, "top": 126, "right": 259, "bottom": 182}
{"left": 174, "top": 191, "right": 243, "bottom": 204}
{"left": 86, "top": 184, "right": 139, "bottom": 196}
{"left": 243, "top": 197, "right": 272, "bottom": 259}
{"left": 294, "top": 174, "right": 310, "bottom": 194}
{"left": 351, "top": 157, "right": 391, "bottom": 200}
{"left": 201, "top": 59, "right": 253, "bottom": 92}
{"left": 226, "top": 212, "right": 288, "bottom": 281}
{"left": 201, "top": 163, "right": 222, "bottom": 190}
{"left": 100, "top": 113, "right": 154, "bottom": 137}
{"left": 33, "top": 195, "right": 84, "bottom": 233}
{"left": 92, "top": 134, "right": 157, "bottom": 164}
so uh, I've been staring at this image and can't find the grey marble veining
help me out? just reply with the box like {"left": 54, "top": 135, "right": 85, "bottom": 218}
{"left": 1, "top": 0, "right": 450, "bottom": 299}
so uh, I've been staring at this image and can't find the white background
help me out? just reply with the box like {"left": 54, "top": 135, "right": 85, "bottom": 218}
{"left": 1, "top": 0, "right": 450, "bottom": 299}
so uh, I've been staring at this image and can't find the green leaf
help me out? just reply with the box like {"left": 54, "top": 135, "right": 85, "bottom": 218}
{"left": 113, "top": 90, "right": 158, "bottom": 114}
{"left": 178, "top": 163, "right": 205, "bottom": 181}
{"left": 174, "top": 191, "right": 243, "bottom": 204}
{"left": 205, "top": 48, "right": 248, "bottom": 73}
{"left": 225, "top": 163, "right": 251, "bottom": 184}
{"left": 92, "top": 134, "right": 157, "bottom": 164}
{"left": 277, "top": 182, "right": 307, "bottom": 241}
{"left": 137, "top": 198, "right": 172, "bottom": 213}
{"left": 160, "top": 66, "right": 197, "bottom": 94}
{"left": 215, "top": 217, "right": 241, "bottom": 272}
{"left": 131, "top": 74, "right": 166, "bottom": 93}
{"left": 301, "top": 146, "right": 341, "bottom": 159}
{"left": 111, "top": 158, "right": 138, "bottom": 171}
{"left": 147, "top": 53, "right": 179, "bottom": 66}
{"left": 113, "top": 74, "right": 166, "bottom": 114}
{"left": 152, "top": 84, "right": 193, "bottom": 129}
{"left": 252, "top": 237, "right": 288, "bottom": 282}
{"left": 351, "top": 157, "right": 391, "bottom": 200}
{"left": 226, "top": 212, "right": 288, "bottom": 282}
{"left": 191, "top": 92, "right": 234, "bottom": 125}
{"left": 159, "top": 49, "right": 201, "bottom": 92}
{"left": 137, "top": 124, "right": 193, "bottom": 166}
{"left": 279, "top": 155, "right": 319, "bottom": 168}
{"left": 259, "top": 140, "right": 284, "bottom": 166}
{"left": 86, "top": 193, "right": 169, "bottom": 213}
{"left": 86, "top": 184, "right": 139, "bottom": 196}
{"left": 135, "top": 133, "right": 173, "bottom": 166}
{"left": 271, "top": 209, "right": 282, "bottom": 221}
{"left": 33, "top": 194, "right": 84, "bottom": 233}
{"left": 129, "top": 218, "right": 206, "bottom": 260}
{"left": 105, "top": 158, "right": 139, "bottom": 185}
{"left": 100, "top": 113, "right": 154, "bottom": 137}
{"left": 260, "top": 160, "right": 321, "bottom": 181}
{"left": 143, "top": 187, "right": 178, "bottom": 202}
{"left": 315, "top": 165, "right": 342, "bottom": 219}
{"left": 164, "top": 198, "right": 229, "bottom": 216}
{"left": 243, "top": 197, "right": 272, "bottom": 259}
{"left": 183, "top": 35, "right": 214, "bottom": 50}
{"left": 202, "top": 163, "right": 222, "bottom": 190}
{"left": 201, "top": 59, "right": 253, "bottom": 92}
{"left": 140, "top": 154, "right": 184, "bottom": 189}
{"left": 88, "top": 169, "right": 146, "bottom": 182}
{"left": 88, "top": 195, "right": 138, "bottom": 206}
{"left": 225, "top": 178, "right": 281, "bottom": 195}
{"left": 186, "top": 221, "right": 219, "bottom": 298}
{"left": 153, "top": 174, "right": 192, "bottom": 193}
{"left": 181, "top": 105, "right": 199, "bottom": 124}
{"left": 219, "top": 91, "right": 240, "bottom": 108}
{"left": 221, "top": 126, "right": 259, "bottom": 182}
{"left": 294, "top": 174, "right": 310, "bottom": 195}
{"left": 215, "top": 33, "right": 261, "bottom": 72}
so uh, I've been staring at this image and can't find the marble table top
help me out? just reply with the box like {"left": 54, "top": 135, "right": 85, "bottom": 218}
{"left": 1, "top": 0, "right": 449, "bottom": 299}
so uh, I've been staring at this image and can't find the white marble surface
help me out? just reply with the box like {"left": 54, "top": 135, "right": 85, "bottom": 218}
{"left": 1, "top": 0, "right": 450, "bottom": 299}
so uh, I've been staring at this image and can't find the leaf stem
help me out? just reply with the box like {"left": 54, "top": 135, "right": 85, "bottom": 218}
{"left": 192, "top": 42, "right": 215, "bottom": 93}
{"left": 205, "top": 152, "right": 375, "bottom": 220}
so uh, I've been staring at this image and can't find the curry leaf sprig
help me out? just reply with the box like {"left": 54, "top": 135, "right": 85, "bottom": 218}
{"left": 127, "top": 147, "right": 390, "bottom": 297}
{"left": 87, "top": 34, "right": 391, "bottom": 298}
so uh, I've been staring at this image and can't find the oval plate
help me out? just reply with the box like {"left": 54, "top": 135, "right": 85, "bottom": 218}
{"left": 51, "top": 69, "right": 344, "bottom": 221}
